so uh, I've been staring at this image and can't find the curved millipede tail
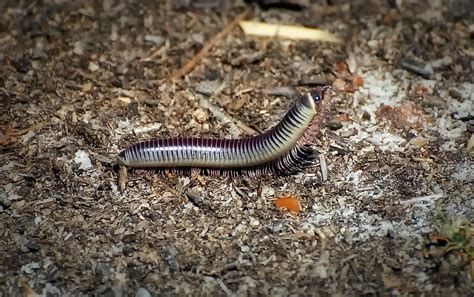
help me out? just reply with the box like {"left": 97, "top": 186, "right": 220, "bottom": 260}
{"left": 117, "top": 85, "right": 332, "bottom": 177}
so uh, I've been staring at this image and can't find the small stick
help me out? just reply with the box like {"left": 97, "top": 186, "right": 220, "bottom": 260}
{"left": 118, "top": 166, "right": 128, "bottom": 192}
{"left": 170, "top": 8, "right": 250, "bottom": 81}
{"left": 200, "top": 97, "right": 257, "bottom": 137}
{"left": 319, "top": 153, "right": 328, "bottom": 182}
{"left": 399, "top": 193, "right": 443, "bottom": 205}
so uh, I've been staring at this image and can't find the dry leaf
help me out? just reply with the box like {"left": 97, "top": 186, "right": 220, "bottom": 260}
{"left": 336, "top": 113, "right": 351, "bottom": 122}
{"left": 414, "top": 84, "right": 428, "bottom": 95}
{"left": 192, "top": 108, "right": 209, "bottom": 124}
{"left": 382, "top": 274, "right": 402, "bottom": 288}
{"left": 377, "top": 102, "right": 423, "bottom": 129}
{"left": 409, "top": 137, "right": 429, "bottom": 147}
{"left": 332, "top": 78, "right": 346, "bottom": 91}
{"left": 274, "top": 196, "right": 302, "bottom": 213}
{"left": 18, "top": 277, "right": 40, "bottom": 297}
{"left": 239, "top": 21, "right": 341, "bottom": 43}
{"left": 82, "top": 82, "right": 93, "bottom": 92}
{"left": 334, "top": 61, "right": 350, "bottom": 76}
{"left": 118, "top": 166, "right": 128, "bottom": 192}
{"left": 352, "top": 75, "right": 364, "bottom": 88}
{"left": 346, "top": 55, "right": 357, "bottom": 73}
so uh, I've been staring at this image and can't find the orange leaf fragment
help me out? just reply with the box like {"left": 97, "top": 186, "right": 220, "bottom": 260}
{"left": 334, "top": 61, "right": 350, "bottom": 76}
{"left": 352, "top": 75, "right": 364, "bottom": 88}
{"left": 414, "top": 84, "right": 428, "bottom": 95}
{"left": 274, "top": 196, "right": 302, "bottom": 213}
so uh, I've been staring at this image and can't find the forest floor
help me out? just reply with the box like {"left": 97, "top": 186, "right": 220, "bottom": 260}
{"left": 0, "top": 0, "right": 473, "bottom": 296}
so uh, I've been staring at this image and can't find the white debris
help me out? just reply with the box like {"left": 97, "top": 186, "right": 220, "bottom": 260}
{"left": 308, "top": 187, "right": 438, "bottom": 242}
{"left": 22, "top": 130, "right": 36, "bottom": 144}
{"left": 313, "top": 251, "right": 330, "bottom": 279}
{"left": 133, "top": 123, "right": 162, "bottom": 134}
{"left": 74, "top": 150, "right": 93, "bottom": 170}
{"left": 448, "top": 96, "right": 473, "bottom": 119}
{"left": 88, "top": 62, "right": 99, "bottom": 72}
{"left": 21, "top": 262, "right": 40, "bottom": 274}
{"left": 436, "top": 116, "right": 467, "bottom": 140}
{"left": 370, "top": 132, "right": 406, "bottom": 151}
{"left": 73, "top": 41, "right": 85, "bottom": 55}
{"left": 451, "top": 161, "right": 474, "bottom": 183}
{"left": 429, "top": 56, "right": 453, "bottom": 69}
{"left": 357, "top": 70, "right": 408, "bottom": 115}
{"left": 144, "top": 35, "right": 165, "bottom": 46}
{"left": 344, "top": 169, "right": 363, "bottom": 184}
{"left": 458, "top": 82, "right": 474, "bottom": 101}
{"left": 399, "top": 193, "right": 444, "bottom": 206}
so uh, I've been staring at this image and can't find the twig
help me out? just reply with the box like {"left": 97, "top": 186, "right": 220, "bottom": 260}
{"left": 262, "top": 86, "right": 298, "bottom": 98}
{"left": 200, "top": 97, "right": 257, "bottom": 138}
{"left": 235, "top": 121, "right": 258, "bottom": 136}
{"left": 118, "top": 166, "right": 128, "bottom": 192}
{"left": 216, "top": 278, "right": 233, "bottom": 297}
{"left": 133, "top": 123, "right": 163, "bottom": 134}
{"left": 16, "top": 121, "right": 46, "bottom": 135}
{"left": 319, "top": 153, "right": 328, "bottom": 182}
{"left": 170, "top": 8, "right": 250, "bottom": 81}
{"left": 399, "top": 58, "right": 432, "bottom": 79}
{"left": 399, "top": 193, "right": 443, "bottom": 205}
{"left": 0, "top": 122, "right": 46, "bottom": 146}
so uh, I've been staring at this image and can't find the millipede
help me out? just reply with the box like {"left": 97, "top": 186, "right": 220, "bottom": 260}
{"left": 117, "top": 85, "right": 333, "bottom": 177}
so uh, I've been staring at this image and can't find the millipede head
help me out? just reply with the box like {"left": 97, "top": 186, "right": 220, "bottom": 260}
{"left": 310, "top": 91, "right": 323, "bottom": 103}
{"left": 307, "top": 84, "right": 334, "bottom": 112}
{"left": 311, "top": 84, "right": 337, "bottom": 101}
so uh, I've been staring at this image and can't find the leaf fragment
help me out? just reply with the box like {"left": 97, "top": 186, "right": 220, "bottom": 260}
{"left": 274, "top": 196, "right": 302, "bottom": 213}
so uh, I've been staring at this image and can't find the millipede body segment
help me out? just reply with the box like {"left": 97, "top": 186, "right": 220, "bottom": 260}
{"left": 117, "top": 86, "right": 331, "bottom": 176}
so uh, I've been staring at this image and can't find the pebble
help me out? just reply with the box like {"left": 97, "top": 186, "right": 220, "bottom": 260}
{"left": 74, "top": 150, "right": 93, "bottom": 171}
{"left": 195, "top": 80, "right": 221, "bottom": 95}
{"left": 422, "top": 95, "right": 447, "bottom": 109}
{"left": 448, "top": 88, "right": 463, "bottom": 100}
{"left": 136, "top": 287, "right": 152, "bottom": 297}
{"left": 144, "top": 35, "right": 165, "bottom": 46}
{"left": 271, "top": 220, "right": 285, "bottom": 233}
{"left": 88, "top": 62, "right": 99, "bottom": 72}
{"left": 409, "top": 137, "right": 428, "bottom": 147}
{"left": 249, "top": 218, "right": 260, "bottom": 228}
